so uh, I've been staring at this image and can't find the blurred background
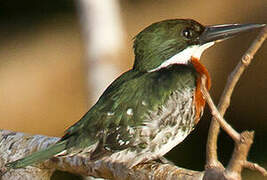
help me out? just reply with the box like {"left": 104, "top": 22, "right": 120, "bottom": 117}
{"left": 0, "top": 0, "right": 266, "bottom": 179}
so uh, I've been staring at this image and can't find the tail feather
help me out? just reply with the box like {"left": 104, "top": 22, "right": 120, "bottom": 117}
{"left": 5, "top": 140, "right": 67, "bottom": 169}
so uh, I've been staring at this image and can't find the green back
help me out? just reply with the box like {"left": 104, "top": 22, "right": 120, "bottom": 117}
{"left": 63, "top": 65, "right": 197, "bottom": 151}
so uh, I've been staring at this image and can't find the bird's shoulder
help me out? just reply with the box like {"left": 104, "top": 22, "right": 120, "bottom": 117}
{"left": 61, "top": 65, "right": 197, "bottom": 150}
{"left": 90, "top": 65, "right": 197, "bottom": 127}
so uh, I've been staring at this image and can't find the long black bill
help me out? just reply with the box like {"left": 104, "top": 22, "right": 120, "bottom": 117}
{"left": 199, "top": 23, "right": 265, "bottom": 44}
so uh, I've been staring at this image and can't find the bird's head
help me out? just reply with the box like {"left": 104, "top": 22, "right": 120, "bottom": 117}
{"left": 133, "top": 19, "right": 264, "bottom": 72}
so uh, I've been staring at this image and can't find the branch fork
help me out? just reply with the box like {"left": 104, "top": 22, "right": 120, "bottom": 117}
{"left": 202, "top": 26, "right": 267, "bottom": 180}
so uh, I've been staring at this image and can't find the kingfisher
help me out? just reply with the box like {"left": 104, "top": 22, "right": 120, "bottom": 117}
{"left": 5, "top": 19, "right": 264, "bottom": 171}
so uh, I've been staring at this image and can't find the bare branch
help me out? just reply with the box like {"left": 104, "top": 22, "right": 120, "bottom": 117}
{"left": 243, "top": 161, "right": 267, "bottom": 177}
{"left": 225, "top": 131, "right": 254, "bottom": 179}
{"left": 200, "top": 77, "right": 240, "bottom": 142}
{"left": 206, "top": 26, "right": 267, "bottom": 167}
{"left": 201, "top": 79, "right": 266, "bottom": 180}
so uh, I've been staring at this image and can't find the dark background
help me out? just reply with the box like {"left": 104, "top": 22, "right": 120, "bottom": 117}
{"left": 0, "top": 0, "right": 266, "bottom": 179}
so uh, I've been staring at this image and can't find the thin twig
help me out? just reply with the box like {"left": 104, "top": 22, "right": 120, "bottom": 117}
{"left": 201, "top": 69, "right": 267, "bottom": 180}
{"left": 206, "top": 26, "right": 267, "bottom": 167}
{"left": 243, "top": 161, "right": 267, "bottom": 176}
{"left": 200, "top": 76, "right": 240, "bottom": 142}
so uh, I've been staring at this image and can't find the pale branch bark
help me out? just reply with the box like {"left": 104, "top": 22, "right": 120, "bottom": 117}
{"left": 0, "top": 130, "right": 204, "bottom": 180}
{"left": 206, "top": 26, "right": 267, "bottom": 167}
{"left": 0, "top": 130, "right": 56, "bottom": 180}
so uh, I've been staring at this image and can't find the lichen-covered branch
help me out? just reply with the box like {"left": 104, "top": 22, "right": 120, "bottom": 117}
{"left": 0, "top": 130, "right": 56, "bottom": 180}
{"left": 0, "top": 130, "right": 204, "bottom": 180}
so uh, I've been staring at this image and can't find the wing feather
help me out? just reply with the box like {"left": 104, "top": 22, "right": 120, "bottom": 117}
{"left": 60, "top": 65, "right": 197, "bottom": 159}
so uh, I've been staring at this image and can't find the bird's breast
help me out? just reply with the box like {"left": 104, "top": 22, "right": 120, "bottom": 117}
{"left": 134, "top": 88, "right": 197, "bottom": 157}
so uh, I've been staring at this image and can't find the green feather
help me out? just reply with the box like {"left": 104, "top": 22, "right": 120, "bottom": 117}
{"left": 5, "top": 140, "right": 67, "bottom": 169}
{"left": 133, "top": 19, "right": 204, "bottom": 72}
{"left": 61, "top": 65, "right": 197, "bottom": 158}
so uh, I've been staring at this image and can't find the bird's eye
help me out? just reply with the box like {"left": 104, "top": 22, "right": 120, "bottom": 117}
{"left": 182, "top": 28, "right": 193, "bottom": 39}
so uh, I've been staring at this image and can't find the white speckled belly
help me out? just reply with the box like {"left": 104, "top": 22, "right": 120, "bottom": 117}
{"left": 102, "top": 87, "right": 196, "bottom": 167}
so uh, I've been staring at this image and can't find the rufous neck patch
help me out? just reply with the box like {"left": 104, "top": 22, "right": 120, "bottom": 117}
{"left": 191, "top": 57, "right": 211, "bottom": 124}
{"left": 191, "top": 57, "right": 211, "bottom": 90}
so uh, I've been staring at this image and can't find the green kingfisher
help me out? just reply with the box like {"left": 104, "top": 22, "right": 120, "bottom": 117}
{"left": 5, "top": 19, "right": 264, "bottom": 170}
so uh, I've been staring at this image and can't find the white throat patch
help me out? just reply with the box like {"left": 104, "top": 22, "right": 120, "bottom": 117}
{"left": 149, "top": 42, "right": 215, "bottom": 72}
